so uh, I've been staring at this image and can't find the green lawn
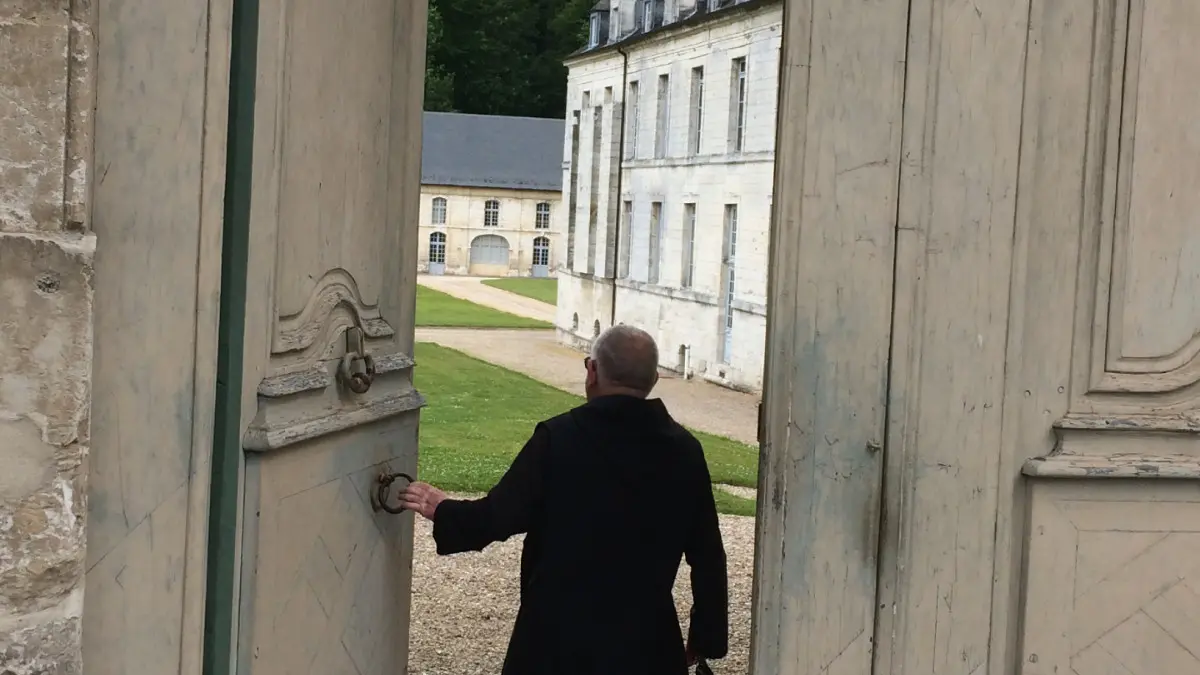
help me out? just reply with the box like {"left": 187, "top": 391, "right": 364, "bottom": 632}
{"left": 482, "top": 277, "right": 558, "bottom": 305}
{"left": 416, "top": 285, "right": 552, "bottom": 329}
{"left": 414, "top": 342, "right": 759, "bottom": 516}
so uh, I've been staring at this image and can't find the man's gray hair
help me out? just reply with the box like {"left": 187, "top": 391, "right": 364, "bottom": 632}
{"left": 590, "top": 324, "right": 659, "bottom": 393}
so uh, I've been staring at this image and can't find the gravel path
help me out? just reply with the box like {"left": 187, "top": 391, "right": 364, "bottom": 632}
{"left": 414, "top": 327, "right": 759, "bottom": 446}
{"left": 417, "top": 275, "right": 557, "bottom": 324}
{"left": 409, "top": 494, "right": 757, "bottom": 675}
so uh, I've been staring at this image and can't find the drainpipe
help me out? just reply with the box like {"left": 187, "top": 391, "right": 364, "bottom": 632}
{"left": 609, "top": 46, "right": 630, "bottom": 328}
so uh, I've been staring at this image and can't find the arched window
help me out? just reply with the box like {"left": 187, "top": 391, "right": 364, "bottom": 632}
{"left": 532, "top": 236, "right": 550, "bottom": 267}
{"left": 429, "top": 231, "right": 446, "bottom": 264}
{"left": 484, "top": 199, "right": 500, "bottom": 227}
{"left": 431, "top": 197, "right": 447, "bottom": 225}
{"left": 535, "top": 202, "right": 551, "bottom": 229}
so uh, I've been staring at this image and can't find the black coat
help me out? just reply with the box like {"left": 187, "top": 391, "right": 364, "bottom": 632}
{"left": 432, "top": 394, "right": 729, "bottom": 675}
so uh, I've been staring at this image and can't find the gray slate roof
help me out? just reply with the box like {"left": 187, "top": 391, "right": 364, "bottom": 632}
{"left": 421, "top": 112, "right": 565, "bottom": 192}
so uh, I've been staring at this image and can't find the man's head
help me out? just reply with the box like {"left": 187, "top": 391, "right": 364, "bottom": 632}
{"left": 584, "top": 324, "right": 660, "bottom": 400}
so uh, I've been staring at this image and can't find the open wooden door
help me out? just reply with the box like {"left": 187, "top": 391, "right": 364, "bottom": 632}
{"left": 201, "top": 0, "right": 429, "bottom": 673}
{"left": 759, "top": 0, "right": 1200, "bottom": 674}
{"left": 750, "top": 0, "right": 910, "bottom": 673}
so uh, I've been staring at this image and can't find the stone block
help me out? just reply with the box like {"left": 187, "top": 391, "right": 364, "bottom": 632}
{"left": 0, "top": 232, "right": 93, "bottom": 674}
{"left": 0, "top": 612, "right": 82, "bottom": 675}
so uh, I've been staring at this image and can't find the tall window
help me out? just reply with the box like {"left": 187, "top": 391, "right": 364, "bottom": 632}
{"left": 532, "top": 236, "right": 550, "bottom": 266}
{"left": 431, "top": 196, "right": 447, "bottom": 225}
{"left": 681, "top": 203, "right": 696, "bottom": 288}
{"left": 588, "top": 13, "right": 600, "bottom": 47}
{"left": 484, "top": 199, "right": 500, "bottom": 227}
{"left": 535, "top": 202, "right": 551, "bottom": 229}
{"left": 729, "top": 57, "right": 748, "bottom": 152}
{"left": 619, "top": 200, "right": 633, "bottom": 278}
{"left": 648, "top": 201, "right": 663, "bottom": 284}
{"left": 688, "top": 67, "right": 704, "bottom": 155}
{"left": 626, "top": 81, "right": 640, "bottom": 159}
{"left": 655, "top": 74, "right": 670, "bottom": 159}
{"left": 642, "top": 0, "right": 653, "bottom": 30}
{"left": 429, "top": 231, "right": 446, "bottom": 264}
{"left": 719, "top": 204, "right": 739, "bottom": 363}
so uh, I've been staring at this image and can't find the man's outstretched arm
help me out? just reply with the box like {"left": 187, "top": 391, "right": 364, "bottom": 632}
{"left": 685, "top": 455, "right": 729, "bottom": 661}
{"left": 401, "top": 424, "right": 550, "bottom": 555}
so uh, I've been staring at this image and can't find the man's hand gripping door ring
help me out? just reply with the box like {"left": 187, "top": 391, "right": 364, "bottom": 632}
{"left": 372, "top": 471, "right": 414, "bottom": 514}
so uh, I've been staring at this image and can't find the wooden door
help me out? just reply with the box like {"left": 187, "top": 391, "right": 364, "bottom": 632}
{"left": 221, "top": 0, "right": 429, "bottom": 673}
{"left": 750, "top": 0, "right": 910, "bottom": 672}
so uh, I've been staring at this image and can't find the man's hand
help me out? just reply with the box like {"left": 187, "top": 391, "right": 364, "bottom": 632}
{"left": 399, "top": 481, "right": 447, "bottom": 521}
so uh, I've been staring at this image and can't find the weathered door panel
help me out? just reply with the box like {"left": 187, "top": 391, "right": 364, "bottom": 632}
{"left": 869, "top": 0, "right": 1032, "bottom": 672}
{"left": 230, "top": 0, "right": 427, "bottom": 672}
{"left": 751, "top": 0, "right": 909, "bottom": 672}
{"left": 238, "top": 422, "right": 416, "bottom": 675}
{"left": 1013, "top": 0, "right": 1200, "bottom": 672}
{"left": 84, "top": 0, "right": 231, "bottom": 671}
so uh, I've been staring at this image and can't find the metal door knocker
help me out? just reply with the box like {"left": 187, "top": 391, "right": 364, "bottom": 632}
{"left": 337, "top": 326, "right": 376, "bottom": 394}
{"left": 371, "top": 470, "right": 414, "bottom": 514}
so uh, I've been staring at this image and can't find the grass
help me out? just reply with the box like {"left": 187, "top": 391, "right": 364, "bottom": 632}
{"left": 482, "top": 277, "right": 558, "bottom": 305}
{"left": 414, "top": 342, "right": 759, "bottom": 516}
{"left": 416, "top": 285, "right": 552, "bottom": 329}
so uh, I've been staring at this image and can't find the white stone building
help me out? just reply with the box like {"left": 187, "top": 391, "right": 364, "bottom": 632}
{"left": 556, "top": 0, "right": 780, "bottom": 392}
{"left": 418, "top": 112, "right": 565, "bottom": 277}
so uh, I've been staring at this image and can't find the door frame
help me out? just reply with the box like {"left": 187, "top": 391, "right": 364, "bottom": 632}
{"left": 202, "top": 0, "right": 259, "bottom": 671}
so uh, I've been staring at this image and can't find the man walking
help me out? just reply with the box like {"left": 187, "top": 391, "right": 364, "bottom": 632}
{"left": 400, "top": 325, "right": 728, "bottom": 674}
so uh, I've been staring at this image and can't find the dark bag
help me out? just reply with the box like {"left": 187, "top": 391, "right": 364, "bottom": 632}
{"left": 695, "top": 658, "right": 714, "bottom": 675}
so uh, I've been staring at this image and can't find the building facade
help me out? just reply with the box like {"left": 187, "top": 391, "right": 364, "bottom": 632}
{"left": 418, "top": 112, "right": 564, "bottom": 277}
{"left": 556, "top": 0, "right": 781, "bottom": 392}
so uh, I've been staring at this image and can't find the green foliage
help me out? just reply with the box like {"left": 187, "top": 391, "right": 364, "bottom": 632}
{"left": 423, "top": 3, "right": 456, "bottom": 112}
{"left": 482, "top": 278, "right": 559, "bottom": 305}
{"left": 416, "top": 285, "right": 553, "bottom": 328}
{"left": 424, "top": 0, "right": 596, "bottom": 118}
{"left": 415, "top": 342, "right": 760, "bottom": 516}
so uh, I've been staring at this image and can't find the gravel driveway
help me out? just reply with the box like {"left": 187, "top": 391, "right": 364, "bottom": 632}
{"left": 408, "top": 500, "right": 756, "bottom": 675}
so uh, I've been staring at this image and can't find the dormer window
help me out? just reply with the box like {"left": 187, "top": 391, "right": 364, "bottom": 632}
{"left": 589, "top": 13, "right": 601, "bottom": 47}
{"left": 642, "top": 0, "right": 653, "bottom": 30}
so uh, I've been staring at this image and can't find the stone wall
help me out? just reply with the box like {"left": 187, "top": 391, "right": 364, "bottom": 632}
{"left": 0, "top": 0, "right": 96, "bottom": 672}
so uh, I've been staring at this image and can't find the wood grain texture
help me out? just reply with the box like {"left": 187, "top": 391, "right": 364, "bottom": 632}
{"left": 83, "top": 0, "right": 230, "bottom": 671}
{"left": 751, "top": 0, "right": 908, "bottom": 672}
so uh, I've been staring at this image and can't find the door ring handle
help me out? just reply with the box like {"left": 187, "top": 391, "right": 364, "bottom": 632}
{"left": 372, "top": 471, "right": 414, "bottom": 514}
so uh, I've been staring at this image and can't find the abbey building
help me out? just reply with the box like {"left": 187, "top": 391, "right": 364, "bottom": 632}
{"left": 556, "top": 0, "right": 781, "bottom": 392}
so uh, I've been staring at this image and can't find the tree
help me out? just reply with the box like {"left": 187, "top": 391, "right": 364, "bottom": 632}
{"left": 424, "top": 2, "right": 455, "bottom": 112}
{"left": 424, "top": 0, "right": 593, "bottom": 118}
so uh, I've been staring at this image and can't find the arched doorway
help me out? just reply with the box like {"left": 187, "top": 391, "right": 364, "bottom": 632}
{"left": 428, "top": 231, "right": 446, "bottom": 275}
{"left": 469, "top": 233, "right": 510, "bottom": 276}
{"left": 531, "top": 235, "right": 550, "bottom": 277}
